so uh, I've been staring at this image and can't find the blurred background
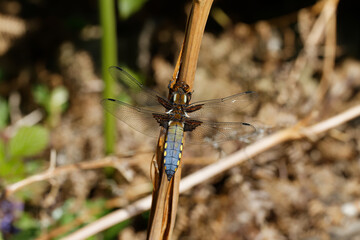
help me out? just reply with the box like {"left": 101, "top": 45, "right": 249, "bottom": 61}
{"left": 1, "top": 0, "right": 360, "bottom": 239}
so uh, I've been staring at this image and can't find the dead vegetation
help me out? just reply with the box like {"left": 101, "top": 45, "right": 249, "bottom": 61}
{"left": 1, "top": 0, "right": 360, "bottom": 239}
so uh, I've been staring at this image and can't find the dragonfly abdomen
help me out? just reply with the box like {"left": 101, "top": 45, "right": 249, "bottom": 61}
{"left": 164, "top": 121, "right": 184, "bottom": 181}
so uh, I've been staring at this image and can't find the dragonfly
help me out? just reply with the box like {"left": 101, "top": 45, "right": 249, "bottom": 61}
{"left": 102, "top": 66, "right": 257, "bottom": 181}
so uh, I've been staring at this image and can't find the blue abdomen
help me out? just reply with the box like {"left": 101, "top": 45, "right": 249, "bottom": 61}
{"left": 164, "top": 122, "right": 184, "bottom": 181}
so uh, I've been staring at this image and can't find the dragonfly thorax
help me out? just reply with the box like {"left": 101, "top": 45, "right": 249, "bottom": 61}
{"left": 166, "top": 106, "right": 189, "bottom": 122}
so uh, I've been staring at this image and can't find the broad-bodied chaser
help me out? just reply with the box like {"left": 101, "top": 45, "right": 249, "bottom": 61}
{"left": 102, "top": 66, "right": 257, "bottom": 181}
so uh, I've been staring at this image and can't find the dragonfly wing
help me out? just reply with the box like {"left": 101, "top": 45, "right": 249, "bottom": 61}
{"left": 187, "top": 91, "right": 258, "bottom": 120}
{"left": 184, "top": 120, "right": 256, "bottom": 144}
{"left": 109, "top": 66, "right": 167, "bottom": 106}
{"left": 102, "top": 98, "right": 166, "bottom": 138}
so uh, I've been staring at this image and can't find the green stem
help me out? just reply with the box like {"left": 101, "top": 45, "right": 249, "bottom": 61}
{"left": 99, "top": 0, "right": 117, "bottom": 154}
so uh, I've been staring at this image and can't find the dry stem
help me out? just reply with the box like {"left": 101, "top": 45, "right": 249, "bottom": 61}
{"left": 5, "top": 154, "right": 152, "bottom": 197}
{"left": 147, "top": 1, "right": 214, "bottom": 239}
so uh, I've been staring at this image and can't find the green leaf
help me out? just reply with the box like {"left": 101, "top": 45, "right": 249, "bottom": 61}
{"left": 0, "top": 156, "right": 25, "bottom": 182}
{"left": 0, "top": 139, "right": 4, "bottom": 162}
{"left": 15, "top": 212, "right": 41, "bottom": 230}
{"left": 0, "top": 97, "right": 9, "bottom": 129}
{"left": 13, "top": 212, "right": 40, "bottom": 240}
{"left": 49, "top": 86, "right": 69, "bottom": 114}
{"left": 9, "top": 126, "right": 49, "bottom": 157}
{"left": 33, "top": 84, "right": 50, "bottom": 111}
{"left": 118, "top": 0, "right": 147, "bottom": 20}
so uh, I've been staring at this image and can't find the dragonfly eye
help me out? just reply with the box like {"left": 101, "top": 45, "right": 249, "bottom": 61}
{"left": 173, "top": 93, "right": 178, "bottom": 102}
{"left": 182, "top": 94, "right": 187, "bottom": 104}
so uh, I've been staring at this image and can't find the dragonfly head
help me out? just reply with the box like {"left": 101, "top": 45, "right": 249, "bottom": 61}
{"left": 172, "top": 92, "right": 190, "bottom": 105}
{"left": 170, "top": 81, "right": 192, "bottom": 105}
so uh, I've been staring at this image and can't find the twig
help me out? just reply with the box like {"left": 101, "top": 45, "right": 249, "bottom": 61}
{"left": 306, "top": 105, "right": 360, "bottom": 135}
{"left": 62, "top": 104, "right": 360, "bottom": 240}
{"left": 62, "top": 195, "right": 153, "bottom": 240}
{"left": 289, "top": 0, "right": 339, "bottom": 84}
{"left": 177, "top": 0, "right": 214, "bottom": 90}
{"left": 4, "top": 154, "right": 152, "bottom": 197}
{"left": 317, "top": 0, "right": 338, "bottom": 102}
{"left": 3, "top": 109, "right": 43, "bottom": 138}
{"left": 304, "top": 0, "right": 339, "bottom": 52}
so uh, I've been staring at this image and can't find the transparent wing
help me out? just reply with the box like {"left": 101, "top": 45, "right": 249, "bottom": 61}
{"left": 187, "top": 91, "right": 258, "bottom": 120}
{"left": 102, "top": 98, "right": 256, "bottom": 143}
{"left": 185, "top": 120, "right": 256, "bottom": 144}
{"left": 101, "top": 98, "right": 164, "bottom": 137}
{"left": 105, "top": 67, "right": 257, "bottom": 143}
{"left": 109, "top": 66, "right": 166, "bottom": 106}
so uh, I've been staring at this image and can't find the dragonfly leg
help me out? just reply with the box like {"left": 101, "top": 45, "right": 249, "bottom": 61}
{"left": 151, "top": 154, "right": 160, "bottom": 174}
{"left": 168, "top": 77, "right": 176, "bottom": 90}
{"left": 150, "top": 154, "right": 160, "bottom": 186}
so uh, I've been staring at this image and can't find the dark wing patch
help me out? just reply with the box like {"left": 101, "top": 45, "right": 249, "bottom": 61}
{"left": 153, "top": 113, "right": 171, "bottom": 129}
{"left": 184, "top": 119, "right": 203, "bottom": 132}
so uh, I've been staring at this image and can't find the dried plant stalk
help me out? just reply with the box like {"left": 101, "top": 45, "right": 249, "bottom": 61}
{"left": 317, "top": 0, "right": 338, "bottom": 102}
{"left": 147, "top": 0, "right": 214, "bottom": 239}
